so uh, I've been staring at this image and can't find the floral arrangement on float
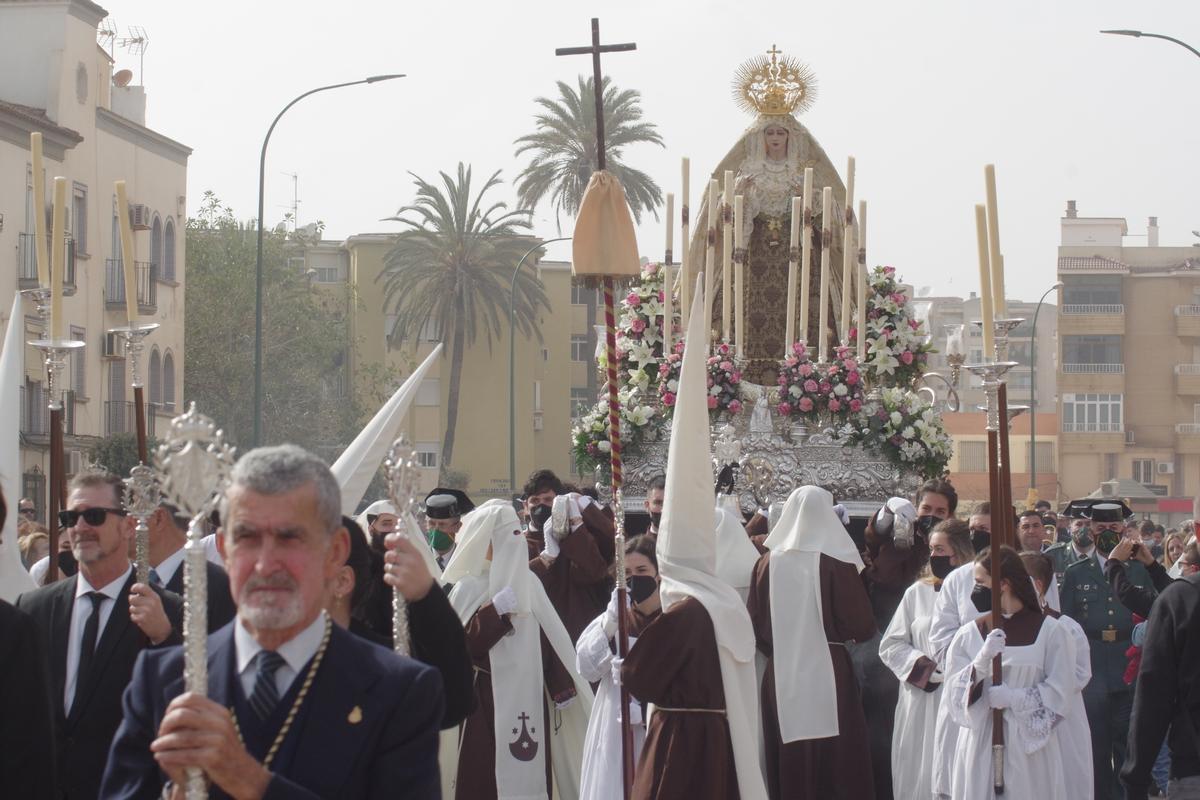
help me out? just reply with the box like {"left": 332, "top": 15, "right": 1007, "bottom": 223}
{"left": 775, "top": 342, "right": 864, "bottom": 423}
{"left": 657, "top": 339, "right": 743, "bottom": 420}
{"left": 852, "top": 265, "right": 935, "bottom": 389}
{"left": 571, "top": 386, "right": 657, "bottom": 477}
{"left": 848, "top": 387, "right": 954, "bottom": 480}
{"left": 615, "top": 262, "right": 667, "bottom": 392}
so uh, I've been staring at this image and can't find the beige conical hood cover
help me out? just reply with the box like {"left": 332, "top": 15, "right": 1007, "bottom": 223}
{"left": 0, "top": 295, "right": 35, "bottom": 601}
{"left": 571, "top": 171, "right": 640, "bottom": 279}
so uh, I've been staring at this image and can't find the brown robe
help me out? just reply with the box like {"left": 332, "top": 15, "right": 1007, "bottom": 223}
{"left": 748, "top": 552, "right": 878, "bottom": 800}
{"left": 621, "top": 596, "right": 740, "bottom": 800}
{"left": 527, "top": 502, "right": 616, "bottom": 643}
{"left": 454, "top": 602, "right": 576, "bottom": 799}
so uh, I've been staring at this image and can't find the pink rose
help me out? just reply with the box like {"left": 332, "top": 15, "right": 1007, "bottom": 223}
{"left": 847, "top": 370, "right": 860, "bottom": 385}
{"left": 586, "top": 443, "right": 598, "bottom": 455}
{"left": 794, "top": 342, "right": 807, "bottom": 357}
{"left": 849, "top": 399, "right": 863, "bottom": 412}
{"left": 720, "top": 361, "right": 733, "bottom": 372}
{"left": 630, "top": 318, "right": 646, "bottom": 333}
{"left": 828, "top": 398, "right": 841, "bottom": 412}
{"left": 731, "top": 371, "right": 741, "bottom": 383}
{"left": 728, "top": 400, "right": 742, "bottom": 414}
{"left": 819, "top": 381, "right": 832, "bottom": 393}
{"left": 844, "top": 358, "right": 858, "bottom": 371}
{"left": 777, "top": 375, "right": 787, "bottom": 386}
{"left": 707, "top": 377, "right": 715, "bottom": 388}
{"left": 662, "top": 392, "right": 676, "bottom": 406}
{"left": 777, "top": 402, "right": 792, "bottom": 416}
{"left": 909, "top": 319, "right": 920, "bottom": 330}
{"left": 798, "top": 397, "right": 814, "bottom": 413}
{"left": 707, "top": 396, "right": 718, "bottom": 410}
{"left": 785, "top": 356, "right": 798, "bottom": 367}
{"left": 616, "top": 349, "right": 626, "bottom": 360}
{"left": 627, "top": 292, "right": 641, "bottom": 306}
{"left": 803, "top": 379, "right": 819, "bottom": 393}
{"left": 900, "top": 350, "right": 914, "bottom": 365}
{"left": 799, "top": 363, "right": 813, "bottom": 377}
{"left": 659, "top": 290, "right": 666, "bottom": 302}
{"left": 884, "top": 266, "right": 896, "bottom": 275}
{"left": 646, "top": 263, "right": 659, "bottom": 275}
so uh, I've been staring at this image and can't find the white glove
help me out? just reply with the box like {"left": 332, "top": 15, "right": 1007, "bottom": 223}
{"left": 988, "top": 684, "right": 1019, "bottom": 710}
{"left": 540, "top": 528, "right": 561, "bottom": 560}
{"left": 886, "top": 497, "right": 917, "bottom": 523}
{"left": 602, "top": 588, "right": 621, "bottom": 636}
{"left": 832, "top": 504, "right": 850, "bottom": 526}
{"left": 550, "top": 494, "right": 572, "bottom": 540}
{"left": 972, "top": 628, "right": 1006, "bottom": 673}
{"left": 611, "top": 656, "right": 624, "bottom": 688}
{"left": 492, "top": 586, "right": 518, "bottom": 616}
{"left": 927, "top": 666, "right": 944, "bottom": 686}
{"left": 567, "top": 494, "right": 585, "bottom": 532}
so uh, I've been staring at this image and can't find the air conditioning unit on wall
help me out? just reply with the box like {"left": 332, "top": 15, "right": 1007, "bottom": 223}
{"left": 1158, "top": 462, "right": 1176, "bottom": 475}
{"left": 129, "top": 203, "right": 151, "bottom": 230}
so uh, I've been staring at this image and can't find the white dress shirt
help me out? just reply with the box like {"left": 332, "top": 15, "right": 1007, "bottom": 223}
{"left": 152, "top": 547, "right": 187, "bottom": 587}
{"left": 64, "top": 563, "right": 133, "bottom": 714}
{"left": 234, "top": 611, "right": 327, "bottom": 700}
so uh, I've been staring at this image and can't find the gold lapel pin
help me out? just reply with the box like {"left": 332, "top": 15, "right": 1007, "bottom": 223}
{"left": 348, "top": 706, "right": 363, "bottom": 724}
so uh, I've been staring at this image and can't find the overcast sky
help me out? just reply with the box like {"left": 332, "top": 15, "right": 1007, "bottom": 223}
{"left": 109, "top": 0, "right": 1199, "bottom": 302}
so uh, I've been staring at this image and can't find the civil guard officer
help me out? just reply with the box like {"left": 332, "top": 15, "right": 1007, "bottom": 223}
{"left": 1059, "top": 500, "right": 1157, "bottom": 800}
{"left": 1045, "top": 499, "right": 1098, "bottom": 585}
{"left": 423, "top": 487, "right": 474, "bottom": 571}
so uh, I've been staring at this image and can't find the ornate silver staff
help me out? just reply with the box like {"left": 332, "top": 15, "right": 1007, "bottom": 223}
{"left": 155, "top": 403, "right": 236, "bottom": 800}
{"left": 384, "top": 435, "right": 420, "bottom": 656}
{"left": 124, "top": 463, "right": 160, "bottom": 585}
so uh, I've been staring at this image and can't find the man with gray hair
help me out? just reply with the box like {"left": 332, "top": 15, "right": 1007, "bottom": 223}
{"left": 102, "top": 444, "right": 444, "bottom": 799}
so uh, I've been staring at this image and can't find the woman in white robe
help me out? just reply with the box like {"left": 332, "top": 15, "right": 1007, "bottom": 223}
{"left": 879, "top": 519, "right": 975, "bottom": 799}
{"left": 945, "top": 546, "right": 1076, "bottom": 800}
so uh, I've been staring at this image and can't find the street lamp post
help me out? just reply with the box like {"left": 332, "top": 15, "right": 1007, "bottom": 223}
{"left": 1101, "top": 29, "right": 1200, "bottom": 60}
{"left": 509, "top": 237, "right": 571, "bottom": 496}
{"left": 1029, "top": 281, "right": 1064, "bottom": 504}
{"left": 253, "top": 74, "right": 404, "bottom": 447}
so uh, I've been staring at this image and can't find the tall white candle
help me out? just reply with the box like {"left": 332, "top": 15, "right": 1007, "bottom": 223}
{"left": 856, "top": 200, "right": 868, "bottom": 361}
{"left": 818, "top": 187, "right": 832, "bottom": 361}
{"left": 706, "top": 179, "right": 719, "bottom": 341}
{"left": 664, "top": 192, "right": 674, "bottom": 262}
{"left": 722, "top": 170, "right": 734, "bottom": 343}
{"left": 975, "top": 204, "right": 996, "bottom": 357}
{"left": 840, "top": 156, "right": 856, "bottom": 343}
{"left": 984, "top": 164, "right": 1006, "bottom": 318}
{"left": 734, "top": 194, "right": 745, "bottom": 356}
{"left": 49, "top": 177, "right": 66, "bottom": 340}
{"left": 30, "top": 133, "right": 50, "bottom": 288}
{"left": 115, "top": 181, "right": 139, "bottom": 325}
{"left": 680, "top": 157, "right": 690, "bottom": 330}
{"left": 663, "top": 192, "right": 674, "bottom": 350}
{"left": 799, "top": 170, "right": 814, "bottom": 346}
{"left": 786, "top": 197, "right": 801, "bottom": 352}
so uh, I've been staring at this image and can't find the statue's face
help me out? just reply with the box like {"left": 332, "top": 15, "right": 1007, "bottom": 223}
{"left": 764, "top": 125, "right": 788, "bottom": 160}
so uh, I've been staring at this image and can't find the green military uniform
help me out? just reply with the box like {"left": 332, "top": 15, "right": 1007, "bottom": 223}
{"left": 1045, "top": 541, "right": 1091, "bottom": 585}
{"left": 1059, "top": 499, "right": 1155, "bottom": 800}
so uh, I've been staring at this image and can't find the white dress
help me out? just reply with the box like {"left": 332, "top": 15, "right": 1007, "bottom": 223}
{"left": 1054, "top": 613, "right": 1095, "bottom": 800}
{"left": 945, "top": 614, "right": 1075, "bottom": 800}
{"left": 575, "top": 613, "right": 645, "bottom": 800}
{"left": 928, "top": 565, "right": 978, "bottom": 798}
{"left": 879, "top": 581, "right": 941, "bottom": 799}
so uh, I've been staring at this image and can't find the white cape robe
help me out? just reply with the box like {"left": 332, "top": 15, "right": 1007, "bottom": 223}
{"left": 928, "top": 563, "right": 977, "bottom": 798}
{"left": 1054, "top": 613, "right": 1095, "bottom": 800}
{"left": 878, "top": 581, "right": 942, "bottom": 799}
{"left": 575, "top": 612, "right": 645, "bottom": 800}
{"left": 944, "top": 615, "right": 1074, "bottom": 800}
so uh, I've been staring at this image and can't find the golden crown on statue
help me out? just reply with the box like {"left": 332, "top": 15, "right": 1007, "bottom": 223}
{"left": 733, "top": 45, "right": 817, "bottom": 117}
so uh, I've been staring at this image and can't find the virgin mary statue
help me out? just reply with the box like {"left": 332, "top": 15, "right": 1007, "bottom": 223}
{"left": 686, "top": 47, "right": 850, "bottom": 383}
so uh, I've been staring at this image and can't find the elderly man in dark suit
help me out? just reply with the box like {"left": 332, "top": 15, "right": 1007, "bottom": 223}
{"left": 101, "top": 444, "right": 444, "bottom": 799}
{"left": 16, "top": 471, "right": 183, "bottom": 800}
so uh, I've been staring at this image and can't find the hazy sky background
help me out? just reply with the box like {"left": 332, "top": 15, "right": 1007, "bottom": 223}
{"left": 106, "top": 0, "right": 1199, "bottom": 301}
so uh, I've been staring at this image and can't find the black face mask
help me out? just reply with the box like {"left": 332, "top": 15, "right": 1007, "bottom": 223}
{"left": 1096, "top": 528, "right": 1122, "bottom": 554}
{"left": 648, "top": 511, "right": 662, "bottom": 529}
{"left": 57, "top": 549, "right": 78, "bottom": 577}
{"left": 627, "top": 574, "right": 659, "bottom": 605}
{"left": 916, "top": 515, "right": 940, "bottom": 537}
{"left": 971, "top": 583, "right": 992, "bottom": 613}
{"left": 1072, "top": 529, "right": 1094, "bottom": 549}
{"left": 929, "top": 555, "right": 954, "bottom": 581}
{"left": 529, "top": 504, "right": 553, "bottom": 532}
{"left": 970, "top": 528, "right": 991, "bottom": 553}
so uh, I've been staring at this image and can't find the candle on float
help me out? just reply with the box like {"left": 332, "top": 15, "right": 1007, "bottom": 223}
{"left": 664, "top": 192, "right": 674, "bottom": 262}
{"left": 680, "top": 158, "right": 690, "bottom": 330}
{"left": 817, "top": 187, "right": 833, "bottom": 361}
{"left": 975, "top": 204, "right": 996, "bottom": 357}
{"left": 663, "top": 192, "right": 674, "bottom": 348}
{"left": 799, "top": 168, "right": 814, "bottom": 345}
{"left": 115, "top": 181, "right": 139, "bottom": 325}
{"left": 705, "top": 179, "right": 719, "bottom": 339}
{"left": 785, "top": 197, "right": 801, "bottom": 352}
{"left": 984, "top": 164, "right": 1005, "bottom": 318}
{"left": 734, "top": 194, "right": 745, "bottom": 356}
{"left": 840, "top": 157, "right": 856, "bottom": 343}
{"left": 722, "top": 170, "right": 734, "bottom": 343}
{"left": 48, "top": 177, "right": 66, "bottom": 340}
{"left": 856, "top": 200, "right": 868, "bottom": 362}
{"left": 946, "top": 325, "right": 965, "bottom": 356}
{"left": 30, "top": 133, "right": 50, "bottom": 287}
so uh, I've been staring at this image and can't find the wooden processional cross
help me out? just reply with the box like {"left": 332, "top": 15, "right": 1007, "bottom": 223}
{"left": 555, "top": 18, "right": 638, "bottom": 800}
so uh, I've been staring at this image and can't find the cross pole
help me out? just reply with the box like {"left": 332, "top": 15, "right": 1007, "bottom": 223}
{"left": 555, "top": 18, "right": 636, "bottom": 800}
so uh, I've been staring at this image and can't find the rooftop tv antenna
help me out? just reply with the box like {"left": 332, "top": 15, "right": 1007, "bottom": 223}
{"left": 279, "top": 172, "right": 301, "bottom": 230}
{"left": 97, "top": 18, "right": 118, "bottom": 60}
{"left": 118, "top": 26, "right": 150, "bottom": 84}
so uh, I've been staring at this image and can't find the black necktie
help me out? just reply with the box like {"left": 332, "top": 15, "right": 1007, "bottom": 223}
{"left": 75, "top": 592, "right": 107, "bottom": 701}
{"left": 248, "top": 651, "right": 286, "bottom": 720}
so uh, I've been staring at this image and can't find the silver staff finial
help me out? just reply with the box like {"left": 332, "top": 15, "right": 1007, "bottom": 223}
{"left": 384, "top": 435, "right": 420, "bottom": 656}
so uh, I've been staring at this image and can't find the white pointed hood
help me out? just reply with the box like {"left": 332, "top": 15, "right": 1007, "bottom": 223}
{"left": 330, "top": 343, "right": 442, "bottom": 515}
{"left": 658, "top": 278, "right": 767, "bottom": 800}
{"left": 714, "top": 506, "right": 760, "bottom": 597}
{"left": 0, "top": 295, "right": 35, "bottom": 601}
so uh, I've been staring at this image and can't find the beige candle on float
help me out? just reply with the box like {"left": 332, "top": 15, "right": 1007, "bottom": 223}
{"left": 680, "top": 157, "right": 690, "bottom": 329}
{"left": 734, "top": 194, "right": 745, "bottom": 356}
{"left": 30, "top": 133, "right": 50, "bottom": 288}
{"left": 115, "top": 181, "right": 139, "bottom": 325}
{"left": 840, "top": 156, "right": 856, "bottom": 344}
{"left": 48, "top": 177, "right": 66, "bottom": 340}
{"left": 785, "top": 197, "right": 801, "bottom": 352}
{"left": 856, "top": 200, "right": 868, "bottom": 361}
{"left": 722, "top": 170, "right": 734, "bottom": 343}
{"left": 799, "top": 167, "right": 814, "bottom": 344}
{"left": 818, "top": 187, "right": 833, "bottom": 361}
{"left": 975, "top": 204, "right": 996, "bottom": 357}
{"left": 705, "top": 179, "right": 719, "bottom": 340}
{"left": 984, "top": 164, "right": 1006, "bottom": 318}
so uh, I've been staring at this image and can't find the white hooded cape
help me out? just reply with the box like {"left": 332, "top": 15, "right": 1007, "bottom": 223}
{"left": 763, "top": 485, "right": 864, "bottom": 741}
{"left": 714, "top": 505, "right": 760, "bottom": 603}
{"left": 0, "top": 295, "right": 35, "bottom": 601}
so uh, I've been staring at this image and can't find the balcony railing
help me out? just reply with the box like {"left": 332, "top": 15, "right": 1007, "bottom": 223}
{"left": 1176, "top": 364, "right": 1200, "bottom": 376}
{"left": 18, "top": 233, "right": 76, "bottom": 293}
{"left": 1062, "top": 304, "right": 1124, "bottom": 314}
{"left": 105, "top": 259, "right": 158, "bottom": 312}
{"left": 104, "top": 400, "right": 158, "bottom": 437}
{"left": 1062, "top": 363, "right": 1124, "bottom": 374}
{"left": 1063, "top": 422, "right": 1124, "bottom": 433}
{"left": 1177, "top": 424, "right": 1200, "bottom": 435}
{"left": 1176, "top": 305, "right": 1200, "bottom": 316}
{"left": 20, "top": 386, "right": 76, "bottom": 436}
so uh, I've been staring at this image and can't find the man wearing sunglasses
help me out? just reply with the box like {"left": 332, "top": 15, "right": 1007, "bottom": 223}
{"left": 15, "top": 470, "right": 183, "bottom": 800}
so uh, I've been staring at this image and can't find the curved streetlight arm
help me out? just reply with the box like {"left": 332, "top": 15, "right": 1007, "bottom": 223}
{"left": 253, "top": 74, "right": 404, "bottom": 447}
{"left": 509, "top": 237, "right": 572, "bottom": 495}
{"left": 1029, "top": 281, "right": 1064, "bottom": 502}
{"left": 1101, "top": 30, "right": 1200, "bottom": 60}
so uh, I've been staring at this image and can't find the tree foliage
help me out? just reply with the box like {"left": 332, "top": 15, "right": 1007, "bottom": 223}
{"left": 89, "top": 433, "right": 157, "bottom": 478}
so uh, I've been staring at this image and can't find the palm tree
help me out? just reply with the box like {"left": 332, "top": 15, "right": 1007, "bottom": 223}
{"left": 379, "top": 163, "right": 548, "bottom": 468}
{"left": 514, "top": 75, "right": 665, "bottom": 229}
